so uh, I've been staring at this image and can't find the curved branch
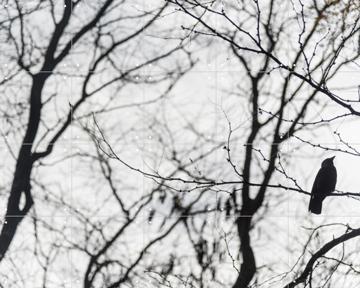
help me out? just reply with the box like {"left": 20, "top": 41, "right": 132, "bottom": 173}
{"left": 285, "top": 227, "right": 360, "bottom": 288}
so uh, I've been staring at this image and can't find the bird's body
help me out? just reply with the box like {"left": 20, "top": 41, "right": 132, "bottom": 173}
{"left": 308, "top": 157, "right": 337, "bottom": 214}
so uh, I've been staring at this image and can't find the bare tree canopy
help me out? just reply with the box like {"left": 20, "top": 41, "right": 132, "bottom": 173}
{"left": 0, "top": 0, "right": 359, "bottom": 287}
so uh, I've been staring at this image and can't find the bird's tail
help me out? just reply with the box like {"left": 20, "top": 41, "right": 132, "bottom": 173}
{"left": 309, "top": 196, "right": 323, "bottom": 214}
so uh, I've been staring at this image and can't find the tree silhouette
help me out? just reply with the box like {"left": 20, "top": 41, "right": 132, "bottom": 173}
{"left": 0, "top": 0, "right": 359, "bottom": 287}
{"left": 0, "top": 0, "right": 193, "bottom": 267}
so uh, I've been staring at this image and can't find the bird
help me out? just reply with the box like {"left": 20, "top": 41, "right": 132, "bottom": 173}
{"left": 308, "top": 156, "right": 337, "bottom": 214}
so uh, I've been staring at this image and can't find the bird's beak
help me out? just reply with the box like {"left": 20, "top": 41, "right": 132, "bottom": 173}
{"left": 331, "top": 156, "right": 336, "bottom": 160}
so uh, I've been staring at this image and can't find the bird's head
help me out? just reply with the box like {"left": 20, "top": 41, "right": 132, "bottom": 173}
{"left": 321, "top": 156, "right": 335, "bottom": 167}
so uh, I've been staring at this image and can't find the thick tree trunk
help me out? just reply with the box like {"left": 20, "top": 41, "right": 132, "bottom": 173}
{"left": 0, "top": 161, "right": 33, "bottom": 260}
{"left": 232, "top": 215, "right": 256, "bottom": 288}
{"left": 0, "top": 75, "right": 46, "bottom": 261}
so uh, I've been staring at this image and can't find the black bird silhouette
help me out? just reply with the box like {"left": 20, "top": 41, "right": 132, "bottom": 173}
{"left": 308, "top": 156, "right": 337, "bottom": 214}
